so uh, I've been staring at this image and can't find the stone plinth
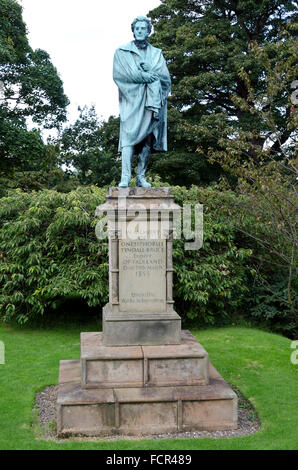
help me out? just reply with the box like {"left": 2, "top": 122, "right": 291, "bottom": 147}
{"left": 81, "top": 331, "right": 209, "bottom": 389}
{"left": 96, "top": 187, "right": 182, "bottom": 346}
{"left": 57, "top": 357, "right": 237, "bottom": 437}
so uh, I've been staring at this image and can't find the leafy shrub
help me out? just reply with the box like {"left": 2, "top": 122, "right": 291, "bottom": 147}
{"left": 170, "top": 185, "right": 253, "bottom": 325}
{"left": 0, "top": 183, "right": 295, "bottom": 336}
{"left": 244, "top": 274, "right": 297, "bottom": 336}
{"left": 0, "top": 186, "right": 108, "bottom": 323}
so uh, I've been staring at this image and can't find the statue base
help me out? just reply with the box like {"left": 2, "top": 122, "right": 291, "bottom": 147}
{"left": 56, "top": 188, "right": 237, "bottom": 437}
{"left": 57, "top": 331, "right": 237, "bottom": 437}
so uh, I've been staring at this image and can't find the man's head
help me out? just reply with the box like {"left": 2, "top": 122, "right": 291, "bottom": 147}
{"left": 131, "top": 16, "right": 152, "bottom": 41}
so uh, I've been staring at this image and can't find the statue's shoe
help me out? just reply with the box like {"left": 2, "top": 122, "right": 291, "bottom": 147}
{"left": 136, "top": 178, "right": 151, "bottom": 188}
{"left": 118, "top": 180, "right": 129, "bottom": 187}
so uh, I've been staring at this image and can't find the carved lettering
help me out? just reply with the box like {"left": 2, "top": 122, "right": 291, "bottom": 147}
{"left": 119, "top": 239, "right": 166, "bottom": 312}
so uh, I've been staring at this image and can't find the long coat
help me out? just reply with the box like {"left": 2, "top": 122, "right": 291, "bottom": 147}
{"left": 113, "top": 41, "right": 171, "bottom": 153}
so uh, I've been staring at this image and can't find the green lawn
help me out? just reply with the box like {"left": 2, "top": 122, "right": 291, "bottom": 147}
{"left": 0, "top": 322, "right": 297, "bottom": 450}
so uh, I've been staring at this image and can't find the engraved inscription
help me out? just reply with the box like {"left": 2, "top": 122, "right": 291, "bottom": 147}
{"left": 119, "top": 239, "right": 166, "bottom": 312}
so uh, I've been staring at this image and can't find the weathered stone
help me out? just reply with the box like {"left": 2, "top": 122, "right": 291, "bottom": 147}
{"left": 119, "top": 402, "right": 177, "bottom": 435}
{"left": 59, "top": 360, "right": 81, "bottom": 384}
{"left": 57, "top": 383, "right": 115, "bottom": 436}
{"left": 57, "top": 358, "right": 237, "bottom": 437}
{"left": 59, "top": 404, "right": 115, "bottom": 436}
{"left": 181, "top": 399, "right": 237, "bottom": 431}
{"left": 81, "top": 332, "right": 142, "bottom": 359}
{"left": 57, "top": 382, "right": 114, "bottom": 405}
{"left": 81, "top": 332, "right": 143, "bottom": 388}
{"left": 96, "top": 187, "right": 181, "bottom": 216}
{"left": 80, "top": 331, "right": 208, "bottom": 388}
{"left": 108, "top": 187, "right": 174, "bottom": 198}
{"left": 143, "top": 330, "right": 209, "bottom": 386}
{"left": 103, "top": 307, "right": 181, "bottom": 346}
{"left": 119, "top": 239, "right": 167, "bottom": 313}
{"left": 97, "top": 187, "right": 182, "bottom": 347}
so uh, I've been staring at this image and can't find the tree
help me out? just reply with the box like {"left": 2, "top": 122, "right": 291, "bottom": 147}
{"left": 0, "top": 0, "right": 69, "bottom": 174}
{"left": 207, "top": 37, "right": 298, "bottom": 335}
{"left": 0, "top": 116, "right": 46, "bottom": 174}
{"left": 59, "top": 107, "right": 121, "bottom": 186}
{"left": 148, "top": 0, "right": 297, "bottom": 180}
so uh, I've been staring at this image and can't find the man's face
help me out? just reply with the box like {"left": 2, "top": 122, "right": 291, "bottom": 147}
{"left": 133, "top": 21, "right": 149, "bottom": 41}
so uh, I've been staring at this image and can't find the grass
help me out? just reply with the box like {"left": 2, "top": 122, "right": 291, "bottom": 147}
{"left": 0, "top": 322, "right": 297, "bottom": 450}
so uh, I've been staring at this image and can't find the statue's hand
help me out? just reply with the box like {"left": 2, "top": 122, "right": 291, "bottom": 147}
{"left": 142, "top": 72, "right": 158, "bottom": 83}
{"left": 140, "top": 62, "right": 150, "bottom": 72}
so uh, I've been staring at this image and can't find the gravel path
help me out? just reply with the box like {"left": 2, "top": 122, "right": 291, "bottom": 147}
{"left": 34, "top": 385, "right": 260, "bottom": 441}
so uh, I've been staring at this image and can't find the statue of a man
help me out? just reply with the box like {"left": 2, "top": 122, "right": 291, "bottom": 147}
{"left": 113, "top": 16, "right": 171, "bottom": 187}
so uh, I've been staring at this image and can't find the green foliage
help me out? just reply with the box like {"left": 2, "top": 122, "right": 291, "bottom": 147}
{"left": 0, "top": 186, "right": 108, "bottom": 323}
{"left": 149, "top": 150, "right": 222, "bottom": 187}
{"left": 170, "top": 185, "right": 253, "bottom": 325}
{"left": 0, "top": 115, "right": 46, "bottom": 174}
{"left": 204, "top": 37, "right": 298, "bottom": 336}
{"left": 0, "top": 183, "right": 252, "bottom": 326}
{"left": 244, "top": 275, "right": 297, "bottom": 335}
{"left": 223, "top": 165, "right": 298, "bottom": 336}
{"left": 147, "top": 0, "right": 297, "bottom": 183}
{"left": 0, "top": 0, "right": 69, "bottom": 175}
{"left": 0, "top": 182, "right": 295, "bottom": 335}
{"left": 0, "top": 140, "right": 80, "bottom": 196}
{"left": 0, "top": 0, "right": 29, "bottom": 64}
{"left": 58, "top": 107, "right": 121, "bottom": 186}
{"left": 0, "top": 169, "right": 80, "bottom": 197}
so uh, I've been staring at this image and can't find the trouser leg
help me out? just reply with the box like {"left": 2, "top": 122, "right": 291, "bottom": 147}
{"left": 136, "top": 137, "right": 152, "bottom": 188}
{"left": 118, "top": 146, "right": 134, "bottom": 187}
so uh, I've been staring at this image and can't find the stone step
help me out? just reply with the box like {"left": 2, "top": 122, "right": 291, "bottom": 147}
{"left": 80, "top": 330, "right": 209, "bottom": 389}
{"left": 57, "top": 360, "right": 237, "bottom": 437}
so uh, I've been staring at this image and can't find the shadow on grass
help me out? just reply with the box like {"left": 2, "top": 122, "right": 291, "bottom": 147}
{"left": 2, "top": 298, "right": 103, "bottom": 332}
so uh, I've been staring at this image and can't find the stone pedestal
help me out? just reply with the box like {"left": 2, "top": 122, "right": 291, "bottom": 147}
{"left": 100, "top": 187, "right": 182, "bottom": 346}
{"left": 80, "top": 331, "right": 209, "bottom": 389}
{"left": 57, "top": 188, "right": 237, "bottom": 437}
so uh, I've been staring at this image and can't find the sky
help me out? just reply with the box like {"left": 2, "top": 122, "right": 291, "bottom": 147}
{"left": 20, "top": 0, "right": 162, "bottom": 124}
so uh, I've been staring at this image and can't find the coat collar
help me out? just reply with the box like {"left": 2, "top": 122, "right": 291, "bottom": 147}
{"left": 119, "top": 41, "right": 159, "bottom": 56}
